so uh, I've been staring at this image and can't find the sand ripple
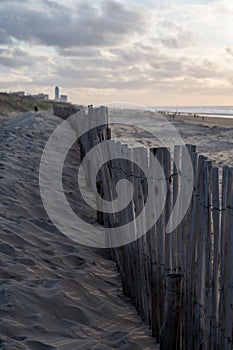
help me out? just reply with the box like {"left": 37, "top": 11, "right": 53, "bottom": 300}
{"left": 0, "top": 111, "right": 157, "bottom": 350}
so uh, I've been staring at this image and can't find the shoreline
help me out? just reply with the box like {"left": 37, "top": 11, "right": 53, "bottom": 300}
{"left": 160, "top": 111, "right": 233, "bottom": 128}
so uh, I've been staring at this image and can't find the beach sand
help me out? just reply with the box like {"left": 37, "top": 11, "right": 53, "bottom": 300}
{"left": 1, "top": 107, "right": 232, "bottom": 349}
{"left": 0, "top": 110, "right": 158, "bottom": 349}
{"left": 109, "top": 109, "right": 233, "bottom": 168}
{"left": 164, "top": 112, "right": 233, "bottom": 128}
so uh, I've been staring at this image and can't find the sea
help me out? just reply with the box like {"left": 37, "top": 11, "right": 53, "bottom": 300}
{"left": 150, "top": 106, "right": 233, "bottom": 118}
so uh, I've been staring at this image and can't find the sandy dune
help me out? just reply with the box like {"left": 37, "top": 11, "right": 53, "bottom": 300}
{"left": 0, "top": 110, "right": 158, "bottom": 349}
{"left": 171, "top": 119, "right": 233, "bottom": 167}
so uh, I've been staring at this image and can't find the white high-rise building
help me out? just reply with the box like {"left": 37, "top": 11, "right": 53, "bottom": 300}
{"left": 55, "top": 86, "right": 59, "bottom": 100}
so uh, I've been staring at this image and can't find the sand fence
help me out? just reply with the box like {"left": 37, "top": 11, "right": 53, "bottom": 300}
{"left": 55, "top": 104, "right": 233, "bottom": 350}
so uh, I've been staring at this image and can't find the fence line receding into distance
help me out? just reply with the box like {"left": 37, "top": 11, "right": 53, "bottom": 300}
{"left": 54, "top": 105, "right": 233, "bottom": 350}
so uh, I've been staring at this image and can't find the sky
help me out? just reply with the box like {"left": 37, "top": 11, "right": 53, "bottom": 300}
{"left": 0, "top": 0, "right": 232, "bottom": 106}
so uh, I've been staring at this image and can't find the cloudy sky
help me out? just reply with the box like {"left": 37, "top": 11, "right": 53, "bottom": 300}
{"left": 0, "top": 0, "right": 232, "bottom": 106}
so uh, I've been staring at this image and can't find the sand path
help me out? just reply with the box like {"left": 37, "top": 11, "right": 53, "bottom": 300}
{"left": 0, "top": 111, "right": 158, "bottom": 350}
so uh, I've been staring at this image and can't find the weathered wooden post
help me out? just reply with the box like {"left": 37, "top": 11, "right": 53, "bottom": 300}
{"left": 96, "top": 180, "right": 104, "bottom": 225}
{"left": 160, "top": 273, "right": 183, "bottom": 350}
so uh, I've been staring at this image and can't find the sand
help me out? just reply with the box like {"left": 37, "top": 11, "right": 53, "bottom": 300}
{"left": 0, "top": 110, "right": 158, "bottom": 349}
{"left": 164, "top": 112, "right": 233, "bottom": 128}
{"left": 109, "top": 109, "right": 233, "bottom": 168}
{"left": 1, "top": 107, "right": 232, "bottom": 349}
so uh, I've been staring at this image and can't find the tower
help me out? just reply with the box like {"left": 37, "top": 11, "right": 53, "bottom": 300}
{"left": 55, "top": 86, "right": 59, "bottom": 100}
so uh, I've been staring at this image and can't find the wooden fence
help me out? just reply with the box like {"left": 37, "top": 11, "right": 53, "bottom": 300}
{"left": 53, "top": 103, "right": 85, "bottom": 119}
{"left": 70, "top": 106, "right": 233, "bottom": 350}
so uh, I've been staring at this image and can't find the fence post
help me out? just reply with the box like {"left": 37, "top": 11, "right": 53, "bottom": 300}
{"left": 160, "top": 274, "right": 183, "bottom": 350}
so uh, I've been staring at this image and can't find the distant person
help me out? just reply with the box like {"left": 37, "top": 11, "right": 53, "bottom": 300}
{"left": 34, "top": 105, "right": 38, "bottom": 112}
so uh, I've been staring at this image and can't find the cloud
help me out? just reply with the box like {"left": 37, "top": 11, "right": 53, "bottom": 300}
{"left": 48, "top": 45, "right": 223, "bottom": 92}
{"left": 0, "top": 0, "right": 148, "bottom": 48}
{"left": 157, "top": 21, "right": 196, "bottom": 49}
{"left": 0, "top": 47, "right": 32, "bottom": 68}
{"left": 226, "top": 47, "right": 233, "bottom": 57}
{"left": 57, "top": 48, "right": 102, "bottom": 58}
{"left": 0, "top": 0, "right": 232, "bottom": 105}
{"left": 0, "top": 29, "right": 13, "bottom": 44}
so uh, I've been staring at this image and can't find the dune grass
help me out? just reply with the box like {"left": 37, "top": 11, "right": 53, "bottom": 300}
{"left": 0, "top": 92, "right": 54, "bottom": 116}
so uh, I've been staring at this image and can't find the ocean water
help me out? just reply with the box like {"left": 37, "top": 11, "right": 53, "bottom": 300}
{"left": 150, "top": 106, "right": 233, "bottom": 118}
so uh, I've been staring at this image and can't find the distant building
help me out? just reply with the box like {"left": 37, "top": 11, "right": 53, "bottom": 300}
{"left": 33, "top": 93, "right": 49, "bottom": 100}
{"left": 60, "top": 95, "right": 68, "bottom": 102}
{"left": 55, "top": 86, "right": 59, "bottom": 101}
{"left": 54, "top": 86, "right": 68, "bottom": 102}
{"left": 12, "top": 91, "right": 25, "bottom": 97}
